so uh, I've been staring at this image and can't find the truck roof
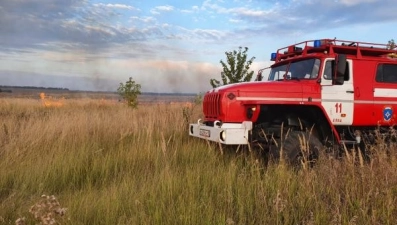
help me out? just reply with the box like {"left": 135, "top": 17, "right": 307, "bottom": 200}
{"left": 272, "top": 39, "right": 397, "bottom": 63}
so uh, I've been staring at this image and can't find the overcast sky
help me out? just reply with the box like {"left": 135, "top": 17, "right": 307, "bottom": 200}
{"left": 1, "top": 0, "right": 397, "bottom": 92}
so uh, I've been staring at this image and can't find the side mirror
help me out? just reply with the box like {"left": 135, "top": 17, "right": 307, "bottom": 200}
{"left": 256, "top": 67, "right": 271, "bottom": 81}
{"left": 334, "top": 54, "right": 346, "bottom": 85}
{"left": 255, "top": 69, "right": 264, "bottom": 81}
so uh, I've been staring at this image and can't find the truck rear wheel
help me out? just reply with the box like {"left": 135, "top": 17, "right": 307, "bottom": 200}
{"left": 268, "top": 131, "right": 322, "bottom": 167}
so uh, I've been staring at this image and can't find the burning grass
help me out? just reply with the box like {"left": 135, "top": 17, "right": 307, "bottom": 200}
{"left": 0, "top": 97, "right": 397, "bottom": 224}
{"left": 40, "top": 92, "right": 65, "bottom": 108}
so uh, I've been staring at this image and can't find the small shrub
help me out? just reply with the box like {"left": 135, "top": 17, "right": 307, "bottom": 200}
{"left": 117, "top": 77, "right": 141, "bottom": 108}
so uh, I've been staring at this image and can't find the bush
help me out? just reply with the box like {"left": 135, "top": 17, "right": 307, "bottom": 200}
{"left": 117, "top": 77, "right": 141, "bottom": 108}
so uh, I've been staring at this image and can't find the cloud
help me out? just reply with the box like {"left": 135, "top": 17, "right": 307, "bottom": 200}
{"left": 180, "top": 5, "right": 200, "bottom": 13}
{"left": 229, "top": 18, "right": 241, "bottom": 23}
{"left": 2, "top": 0, "right": 397, "bottom": 54}
{"left": 94, "top": 3, "right": 136, "bottom": 10}
{"left": 0, "top": 0, "right": 172, "bottom": 55}
{"left": 198, "top": 0, "right": 397, "bottom": 37}
{"left": 339, "top": 0, "right": 378, "bottom": 6}
{"left": 155, "top": 5, "right": 175, "bottom": 11}
{"left": 150, "top": 5, "right": 175, "bottom": 14}
{"left": 130, "top": 16, "right": 156, "bottom": 24}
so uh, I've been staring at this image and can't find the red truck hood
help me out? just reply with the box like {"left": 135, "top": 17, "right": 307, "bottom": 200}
{"left": 203, "top": 81, "right": 305, "bottom": 122}
{"left": 211, "top": 81, "right": 303, "bottom": 96}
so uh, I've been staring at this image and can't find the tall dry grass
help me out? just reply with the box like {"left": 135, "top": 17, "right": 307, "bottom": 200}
{"left": 0, "top": 97, "right": 396, "bottom": 224}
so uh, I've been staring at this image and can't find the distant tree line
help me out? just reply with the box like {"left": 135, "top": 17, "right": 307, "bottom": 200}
{"left": 142, "top": 92, "right": 197, "bottom": 96}
{"left": 0, "top": 89, "right": 12, "bottom": 93}
{"left": 0, "top": 85, "right": 69, "bottom": 91}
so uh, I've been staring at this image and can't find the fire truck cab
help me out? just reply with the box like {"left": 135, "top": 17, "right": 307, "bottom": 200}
{"left": 189, "top": 39, "right": 397, "bottom": 162}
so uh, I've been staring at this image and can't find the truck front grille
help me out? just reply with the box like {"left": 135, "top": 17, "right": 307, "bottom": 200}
{"left": 203, "top": 92, "right": 221, "bottom": 118}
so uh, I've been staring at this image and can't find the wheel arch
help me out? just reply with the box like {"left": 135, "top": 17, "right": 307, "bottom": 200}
{"left": 255, "top": 104, "right": 339, "bottom": 144}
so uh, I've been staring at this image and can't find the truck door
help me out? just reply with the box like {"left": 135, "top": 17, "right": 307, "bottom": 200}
{"left": 320, "top": 58, "right": 354, "bottom": 125}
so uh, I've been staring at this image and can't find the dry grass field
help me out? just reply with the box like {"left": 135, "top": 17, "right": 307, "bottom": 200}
{"left": 1, "top": 95, "right": 397, "bottom": 224}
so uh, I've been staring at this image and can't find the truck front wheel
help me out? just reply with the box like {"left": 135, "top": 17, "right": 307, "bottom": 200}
{"left": 268, "top": 131, "right": 323, "bottom": 167}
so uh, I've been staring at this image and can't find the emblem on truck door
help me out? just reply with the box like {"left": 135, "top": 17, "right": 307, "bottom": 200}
{"left": 383, "top": 107, "right": 393, "bottom": 121}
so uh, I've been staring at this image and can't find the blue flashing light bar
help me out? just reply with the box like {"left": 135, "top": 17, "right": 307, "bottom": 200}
{"left": 270, "top": 52, "right": 277, "bottom": 61}
{"left": 314, "top": 40, "right": 322, "bottom": 47}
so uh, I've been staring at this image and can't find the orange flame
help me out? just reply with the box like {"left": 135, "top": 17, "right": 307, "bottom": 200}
{"left": 40, "top": 92, "right": 64, "bottom": 107}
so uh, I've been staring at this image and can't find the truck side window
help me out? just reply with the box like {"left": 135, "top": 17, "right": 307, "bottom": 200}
{"left": 323, "top": 60, "right": 349, "bottom": 81}
{"left": 376, "top": 64, "right": 397, "bottom": 83}
{"left": 323, "top": 61, "right": 333, "bottom": 80}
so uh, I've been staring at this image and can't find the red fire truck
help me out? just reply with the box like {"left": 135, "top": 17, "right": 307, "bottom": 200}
{"left": 189, "top": 39, "right": 397, "bottom": 162}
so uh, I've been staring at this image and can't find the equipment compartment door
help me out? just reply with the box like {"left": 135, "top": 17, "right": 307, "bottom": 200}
{"left": 320, "top": 59, "right": 354, "bottom": 125}
{"left": 373, "top": 64, "right": 397, "bottom": 125}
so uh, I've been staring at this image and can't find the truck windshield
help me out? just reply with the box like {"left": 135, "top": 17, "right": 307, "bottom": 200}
{"left": 268, "top": 58, "right": 320, "bottom": 81}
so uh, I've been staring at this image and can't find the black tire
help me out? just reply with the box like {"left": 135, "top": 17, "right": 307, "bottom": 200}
{"left": 269, "top": 131, "right": 323, "bottom": 166}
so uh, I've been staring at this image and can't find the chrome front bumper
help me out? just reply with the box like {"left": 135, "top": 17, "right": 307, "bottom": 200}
{"left": 189, "top": 120, "right": 253, "bottom": 145}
